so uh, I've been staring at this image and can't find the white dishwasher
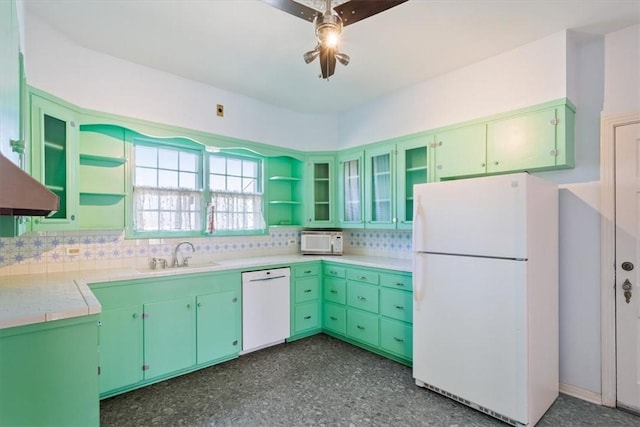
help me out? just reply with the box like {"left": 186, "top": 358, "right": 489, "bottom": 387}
{"left": 241, "top": 267, "right": 291, "bottom": 354}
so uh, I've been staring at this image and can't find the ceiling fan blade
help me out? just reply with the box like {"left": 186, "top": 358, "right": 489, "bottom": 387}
{"left": 319, "top": 46, "right": 337, "bottom": 79}
{"left": 263, "top": 0, "right": 321, "bottom": 23}
{"left": 334, "top": 0, "right": 408, "bottom": 27}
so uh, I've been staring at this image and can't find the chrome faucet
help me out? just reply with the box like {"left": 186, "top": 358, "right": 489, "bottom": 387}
{"left": 173, "top": 241, "right": 195, "bottom": 267}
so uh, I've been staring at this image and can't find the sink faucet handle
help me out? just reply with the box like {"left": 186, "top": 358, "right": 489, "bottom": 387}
{"left": 183, "top": 256, "right": 192, "bottom": 267}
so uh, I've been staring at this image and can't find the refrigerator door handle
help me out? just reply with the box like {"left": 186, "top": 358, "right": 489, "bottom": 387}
{"left": 413, "top": 255, "right": 425, "bottom": 310}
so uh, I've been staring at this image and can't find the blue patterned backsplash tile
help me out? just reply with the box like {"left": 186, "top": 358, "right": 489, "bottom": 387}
{"left": 0, "top": 228, "right": 412, "bottom": 275}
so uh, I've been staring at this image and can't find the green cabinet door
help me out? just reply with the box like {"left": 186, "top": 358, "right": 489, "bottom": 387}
{"left": 337, "top": 151, "right": 365, "bottom": 228}
{"left": 98, "top": 305, "right": 143, "bottom": 395}
{"left": 143, "top": 297, "right": 195, "bottom": 379}
{"left": 196, "top": 290, "right": 241, "bottom": 364}
{"left": 433, "top": 123, "right": 487, "bottom": 181}
{"left": 347, "top": 309, "right": 379, "bottom": 346}
{"left": 365, "top": 146, "right": 396, "bottom": 229}
{"left": 0, "top": 316, "right": 100, "bottom": 427}
{"left": 30, "top": 94, "right": 79, "bottom": 231}
{"left": 396, "top": 134, "right": 432, "bottom": 228}
{"left": 487, "top": 107, "right": 561, "bottom": 173}
{"left": 380, "top": 318, "right": 412, "bottom": 360}
{"left": 306, "top": 155, "right": 335, "bottom": 227}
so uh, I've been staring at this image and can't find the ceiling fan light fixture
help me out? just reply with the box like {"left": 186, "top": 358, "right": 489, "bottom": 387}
{"left": 335, "top": 52, "right": 350, "bottom": 66}
{"left": 303, "top": 47, "right": 320, "bottom": 64}
{"left": 314, "top": 13, "right": 343, "bottom": 48}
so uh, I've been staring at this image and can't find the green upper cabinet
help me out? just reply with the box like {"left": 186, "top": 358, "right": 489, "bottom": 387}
{"left": 266, "top": 156, "right": 304, "bottom": 227}
{"left": 78, "top": 125, "right": 127, "bottom": 230}
{"left": 433, "top": 124, "right": 487, "bottom": 181}
{"left": 487, "top": 102, "right": 575, "bottom": 173}
{"left": 30, "top": 94, "right": 79, "bottom": 231}
{"left": 364, "top": 146, "right": 396, "bottom": 229}
{"left": 305, "top": 155, "right": 335, "bottom": 227}
{"left": 396, "top": 133, "right": 432, "bottom": 229}
{"left": 337, "top": 151, "right": 365, "bottom": 228}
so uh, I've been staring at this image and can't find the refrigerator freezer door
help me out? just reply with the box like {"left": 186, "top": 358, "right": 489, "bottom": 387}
{"left": 413, "top": 253, "right": 527, "bottom": 423}
{"left": 412, "top": 173, "right": 527, "bottom": 259}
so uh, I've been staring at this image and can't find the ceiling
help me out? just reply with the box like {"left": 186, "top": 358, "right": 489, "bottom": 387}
{"left": 24, "top": 0, "right": 640, "bottom": 114}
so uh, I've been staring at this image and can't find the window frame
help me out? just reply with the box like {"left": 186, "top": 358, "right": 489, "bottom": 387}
{"left": 125, "top": 134, "right": 268, "bottom": 239}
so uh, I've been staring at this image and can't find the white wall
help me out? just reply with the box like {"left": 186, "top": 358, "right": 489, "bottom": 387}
{"left": 338, "top": 31, "right": 570, "bottom": 149}
{"left": 24, "top": 13, "right": 338, "bottom": 152}
{"left": 603, "top": 24, "right": 640, "bottom": 114}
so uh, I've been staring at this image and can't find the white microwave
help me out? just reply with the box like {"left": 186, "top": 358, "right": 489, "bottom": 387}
{"left": 300, "top": 230, "right": 343, "bottom": 255}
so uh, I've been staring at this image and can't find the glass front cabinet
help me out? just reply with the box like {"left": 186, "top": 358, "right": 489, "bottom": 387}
{"left": 305, "top": 156, "right": 335, "bottom": 227}
{"left": 364, "top": 146, "right": 396, "bottom": 229}
{"left": 396, "top": 134, "right": 431, "bottom": 229}
{"left": 337, "top": 151, "right": 364, "bottom": 228}
{"left": 30, "top": 94, "right": 78, "bottom": 231}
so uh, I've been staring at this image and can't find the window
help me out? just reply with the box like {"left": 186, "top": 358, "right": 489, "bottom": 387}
{"left": 208, "top": 154, "right": 265, "bottom": 232}
{"left": 133, "top": 144, "right": 203, "bottom": 232}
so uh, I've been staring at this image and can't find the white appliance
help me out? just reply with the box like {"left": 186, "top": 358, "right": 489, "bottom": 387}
{"left": 412, "top": 173, "right": 558, "bottom": 426}
{"left": 300, "top": 230, "right": 343, "bottom": 255}
{"left": 241, "top": 267, "right": 291, "bottom": 354}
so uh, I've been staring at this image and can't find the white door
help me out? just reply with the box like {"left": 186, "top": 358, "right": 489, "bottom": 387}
{"left": 616, "top": 121, "right": 640, "bottom": 412}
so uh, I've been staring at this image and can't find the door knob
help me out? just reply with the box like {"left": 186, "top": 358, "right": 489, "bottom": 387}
{"left": 622, "top": 278, "right": 632, "bottom": 304}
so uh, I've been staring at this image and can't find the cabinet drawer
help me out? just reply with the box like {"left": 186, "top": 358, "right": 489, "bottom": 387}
{"left": 347, "top": 310, "right": 379, "bottom": 346}
{"left": 380, "top": 272, "right": 412, "bottom": 291}
{"left": 380, "top": 288, "right": 413, "bottom": 323}
{"left": 346, "top": 268, "right": 379, "bottom": 285}
{"left": 347, "top": 282, "right": 379, "bottom": 313}
{"left": 323, "top": 265, "right": 346, "bottom": 278}
{"left": 295, "top": 277, "right": 319, "bottom": 303}
{"left": 380, "top": 318, "right": 412, "bottom": 360}
{"left": 323, "top": 277, "right": 346, "bottom": 305}
{"left": 294, "top": 302, "right": 320, "bottom": 333}
{"left": 295, "top": 264, "right": 320, "bottom": 278}
{"left": 323, "top": 303, "right": 346, "bottom": 335}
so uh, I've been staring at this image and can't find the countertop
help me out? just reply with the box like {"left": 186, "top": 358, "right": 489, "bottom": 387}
{"left": 0, "top": 254, "right": 411, "bottom": 330}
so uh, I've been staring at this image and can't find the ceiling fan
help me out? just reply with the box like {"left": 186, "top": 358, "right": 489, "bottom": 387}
{"left": 265, "top": 0, "right": 408, "bottom": 79}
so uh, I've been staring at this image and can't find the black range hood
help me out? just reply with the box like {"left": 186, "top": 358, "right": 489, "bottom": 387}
{"left": 0, "top": 153, "right": 59, "bottom": 216}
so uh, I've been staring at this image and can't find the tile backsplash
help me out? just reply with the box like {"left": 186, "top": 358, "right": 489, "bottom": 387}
{"left": 0, "top": 228, "right": 412, "bottom": 276}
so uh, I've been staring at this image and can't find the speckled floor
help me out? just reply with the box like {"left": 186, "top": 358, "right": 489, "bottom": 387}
{"left": 101, "top": 334, "right": 640, "bottom": 426}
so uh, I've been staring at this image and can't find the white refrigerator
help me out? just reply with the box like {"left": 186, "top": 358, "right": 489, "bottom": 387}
{"left": 412, "top": 173, "right": 558, "bottom": 426}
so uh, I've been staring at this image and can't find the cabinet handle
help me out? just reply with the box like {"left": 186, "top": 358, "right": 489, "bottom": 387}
{"left": 132, "top": 313, "right": 138, "bottom": 319}
{"left": 494, "top": 161, "right": 499, "bottom": 166}
{"left": 70, "top": 214, "right": 76, "bottom": 221}
{"left": 330, "top": 270, "right": 337, "bottom": 275}
{"left": 304, "top": 289, "right": 312, "bottom": 293}
{"left": 357, "top": 296, "right": 366, "bottom": 301}
{"left": 330, "top": 289, "right": 338, "bottom": 294}
{"left": 197, "top": 302, "right": 202, "bottom": 307}
{"left": 304, "top": 316, "right": 312, "bottom": 320}
{"left": 357, "top": 325, "right": 365, "bottom": 330}
{"left": 304, "top": 270, "right": 312, "bottom": 274}
{"left": 232, "top": 340, "right": 238, "bottom": 346}
{"left": 481, "top": 162, "right": 486, "bottom": 168}
{"left": 232, "top": 297, "right": 238, "bottom": 303}
{"left": 394, "top": 305, "right": 404, "bottom": 310}
{"left": 358, "top": 276, "right": 367, "bottom": 280}
{"left": 330, "top": 316, "right": 338, "bottom": 321}
{"left": 186, "top": 304, "right": 191, "bottom": 309}
{"left": 393, "top": 337, "right": 404, "bottom": 343}
{"left": 394, "top": 282, "right": 405, "bottom": 287}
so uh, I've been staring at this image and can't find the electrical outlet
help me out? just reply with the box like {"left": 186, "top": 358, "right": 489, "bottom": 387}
{"left": 66, "top": 247, "right": 81, "bottom": 256}
{"left": 288, "top": 239, "right": 296, "bottom": 246}
{"left": 216, "top": 104, "right": 224, "bottom": 117}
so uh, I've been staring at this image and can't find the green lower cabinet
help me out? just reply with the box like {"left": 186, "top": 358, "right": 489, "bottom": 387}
{"left": 0, "top": 316, "right": 100, "bottom": 427}
{"left": 290, "top": 263, "right": 322, "bottom": 340}
{"left": 196, "top": 290, "right": 241, "bottom": 364}
{"left": 380, "top": 318, "right": 412, "bottom": 360}
{"left": 322, "top": 263, "right": 412, "bottom": 365}
{"left": 294, "top": 301, "right": 320, "bottom": 334}
{"left": 143, "top": 297, "right": 196, "bottom": 380}
{"left": 323, "top": 276, "right": 346, "bottom": 304}
{"left": 347, "top": 309, "right": 379, "bottom": 347}
{"left": 92, "top": 270, "right": 241, "bottom": 398}
{"left": 98, "top": 305, "right": 143, "bottom": 394}
{"left": 323, "top": 302, "right": 347, "bottom": 335}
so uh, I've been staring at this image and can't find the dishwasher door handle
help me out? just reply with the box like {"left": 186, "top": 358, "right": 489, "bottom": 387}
{"left": 249, "top": 275, "right": 288, "bottom": 282}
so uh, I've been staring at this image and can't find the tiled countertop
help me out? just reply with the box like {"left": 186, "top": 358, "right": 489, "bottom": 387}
{"left": 0, "top": 254, "right": 411, "bottom": 330}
